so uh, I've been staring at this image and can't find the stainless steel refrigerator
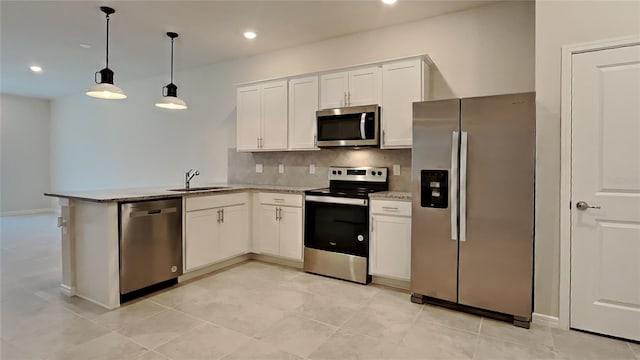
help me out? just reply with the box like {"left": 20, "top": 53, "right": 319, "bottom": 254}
{"left": 410, "top": 92, "right": 535, "bottom": 328}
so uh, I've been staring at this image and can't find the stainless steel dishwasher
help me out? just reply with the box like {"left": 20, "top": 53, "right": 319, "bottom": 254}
{"left": 119, "top": 198, "right": 182, "bottom": 296}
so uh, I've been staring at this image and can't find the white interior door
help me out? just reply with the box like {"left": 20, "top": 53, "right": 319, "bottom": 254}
{"left": 571, "top": 44, "right": 640, "bottom": 341}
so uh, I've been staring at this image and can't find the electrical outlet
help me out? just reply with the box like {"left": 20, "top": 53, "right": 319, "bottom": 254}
{"left": 256, "top": 164, "right": 263, "bottom": 173}
{"left": 393, "top": 164, "right": 401, "bottom": 175}
{"left": 278, "top": 164, "right": 284, "bottom": 173}
{"left": 309, "top": 164, "right": 316, "bottom": 174}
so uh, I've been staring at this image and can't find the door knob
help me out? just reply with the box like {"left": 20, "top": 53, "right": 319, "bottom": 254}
{"left": 576, "top": 201, "right": 601, "bottom": 210}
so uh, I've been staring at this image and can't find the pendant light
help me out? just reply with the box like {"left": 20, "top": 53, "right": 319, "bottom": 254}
{"left": 156, "top": 32, "right": 187, "bottom": 110}
{"left": 86, "top": 6, "right": 127, "bottom": 100}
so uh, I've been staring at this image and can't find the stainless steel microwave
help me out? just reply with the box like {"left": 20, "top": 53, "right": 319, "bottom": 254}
{"left": 316, "top": 105, "right": 380, "bottom": 148}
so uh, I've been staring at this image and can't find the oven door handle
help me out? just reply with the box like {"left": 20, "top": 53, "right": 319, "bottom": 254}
{"left": 305, "top": 195, "right": 368, "bottom": 206}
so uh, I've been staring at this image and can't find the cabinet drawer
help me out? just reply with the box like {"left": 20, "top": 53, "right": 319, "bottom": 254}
{"left": 258, "top": 192, "right": 302, "bottom": 207}
{"left": 186, "top": 192, "right": 249, "bottom": 212}
{"left": 370, "top": 200, "right": 411, "bottom": 217}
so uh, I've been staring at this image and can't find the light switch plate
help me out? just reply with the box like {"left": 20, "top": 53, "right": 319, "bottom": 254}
{"left": 256, "top": 164, "right": 263, "bottom": 173}
{"left": 309, "top": 164, "right": 316, "bottom": 174}
{"left": 393, "top": 164, "right": 401, "bottom": 175}
{"left": 278, "top": 164, "right": 284, "bottom": 173}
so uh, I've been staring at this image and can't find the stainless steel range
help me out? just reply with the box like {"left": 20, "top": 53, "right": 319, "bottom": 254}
{"left": 304, "top": 166, "right": 388, "bottom": 284}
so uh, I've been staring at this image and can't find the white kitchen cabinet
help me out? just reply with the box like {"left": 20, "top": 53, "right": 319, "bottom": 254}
{"left": 236, "top": 80, "right": 288, "bottom": 152}
{"left": 184, "top": 194, "right": 250, "bottom": 272}
{"left": 254, "top": 193, "right": 303, "bottom": 261}
{"left": 288, "top": 76, "right": 319, "bottom": 150}
{"left": 370, "top": 199, "right": 412, "bottom": 281}
{"left": 320, "top": 66, "right": 381, "bottom": 109}
{"left": 381, "top": 58, "right": 430, "bottom": 148}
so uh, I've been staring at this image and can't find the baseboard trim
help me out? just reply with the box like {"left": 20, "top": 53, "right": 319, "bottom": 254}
{"left": 532, "top": 313, "right": 560, "bottom": 328}
{"left": 1, "top": 208, "right": 57, "bottom": 217}
{"left": 371, "top": 275, "right": 410, "bottom": 290}
{"left": 179, "top": 254, "right": 252, "bottom": 282}
{"left": 250, "top": 253, "right": 303, "bottom": 269}
{"left": 60, "top": 284, "right": 76, "bottom": 296}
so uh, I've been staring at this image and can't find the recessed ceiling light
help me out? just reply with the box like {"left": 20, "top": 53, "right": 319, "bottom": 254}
{"left": 30, "top": 65, "right": 43, "bottom": 73}
{"left": 243, "top": 31, "right": 257, "bottom": 40}
{"left": 382, "top": 0, "right": 397, "bottom": 4}
{"left": 79, "top": 43, "right": 92, "bottom": 49}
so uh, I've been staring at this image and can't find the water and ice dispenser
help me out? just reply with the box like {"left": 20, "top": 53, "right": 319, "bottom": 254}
{"left": 420, "top": 170, "right": 448, "bottom": 208}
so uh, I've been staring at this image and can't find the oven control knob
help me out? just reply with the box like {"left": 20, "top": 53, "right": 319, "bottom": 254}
{"left": 377, "top": 171, "right": 382, "bottom": 176}
{"left": 332, "top": 170, "right": 337, "bottom": 175}
{"left": 371, "top": 171, "right": 375, "bottom": 176}
{"left": 357, "top": 235, "right": 365, "bottom": 242}
{"left": 338, "top": 171, "right": 342, "bottom": 175}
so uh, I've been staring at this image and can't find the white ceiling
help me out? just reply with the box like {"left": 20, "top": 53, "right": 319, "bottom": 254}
{"left": 1, "top": 0, "right": 498, "bottom": 99}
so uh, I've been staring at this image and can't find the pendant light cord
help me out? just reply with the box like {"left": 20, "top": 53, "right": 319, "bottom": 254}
{"left": 170, "top": 37, "right": 174, "bottom": 84}
{"left": 105, "top": 13, "right": 110, "bottom": 68}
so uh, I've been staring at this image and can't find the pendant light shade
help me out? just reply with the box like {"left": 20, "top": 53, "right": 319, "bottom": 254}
{"left": 156, "top": 32, "right": 187, "bottom": 110}
{"left": 86, "top": 6, "right": 127, "bottom": 100}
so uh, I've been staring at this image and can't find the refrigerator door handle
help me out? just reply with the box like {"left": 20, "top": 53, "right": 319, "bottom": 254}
{"left": 450, "top": 131, "right": 459, "bottom": 241}
{"left": 459, "top": 131, "right": 468, "bottom": 242}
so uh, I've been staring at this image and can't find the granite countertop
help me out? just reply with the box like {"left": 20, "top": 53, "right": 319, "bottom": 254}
{"left": 45, "top": 183, "right": 319, "bottom": 203}
{"left": 369, "top": 191, "right": 412, "bottom": 201}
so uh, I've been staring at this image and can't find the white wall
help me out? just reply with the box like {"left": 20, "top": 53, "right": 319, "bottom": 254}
{"left": 535, "top": 0, "right": 640, "bottom": 317}
{"left": 51, "top": 1, "right": 534, "bottom": 192}
{"left": 1, "top": 94, "right": 52, "bottom": 214}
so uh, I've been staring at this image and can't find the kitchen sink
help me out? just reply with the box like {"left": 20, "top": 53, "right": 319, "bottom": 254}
{"left": 167, "top": 186, "right": 229, "bottom": 192}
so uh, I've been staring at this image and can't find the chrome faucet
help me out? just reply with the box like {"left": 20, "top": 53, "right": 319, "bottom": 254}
{"left": 185, "top": 169, "right": 200, "bottom": 189}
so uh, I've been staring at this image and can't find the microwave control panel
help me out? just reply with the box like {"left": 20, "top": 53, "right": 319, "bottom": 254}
{"left": 421, "top": 170, "right": 448, "bottom": 208}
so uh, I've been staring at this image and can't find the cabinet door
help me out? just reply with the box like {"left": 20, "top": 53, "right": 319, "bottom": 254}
{"left": 288, "top": 76, "right": 319, "bottom": 150}
{"left": 370, "top": 214, "right": 411, "bottom": 280}
{"left": 278, "top": 206, "right": 303, "bottom": 260}
{"left": 261, "top": 80, "right": 288, "bottom": 150}
{"left": 381, "top": 59, "right": 423, "bottom": 148}
{"left": 256, "top": 204, "right": 280, "bottom": 256}
{"left": 185, "top": 209, "right": 220, "bottom": 271}
{"left": 219, "top": 204, "right": 249, "bottom": 259}
{"left": 236, "top": 85, "right": 262, "bottom": 151}
{"left": 320, "top": 71, "right": 349, "bottom": 109}
{"left": 348, "top": 66, "right": 381, "bottom": 107}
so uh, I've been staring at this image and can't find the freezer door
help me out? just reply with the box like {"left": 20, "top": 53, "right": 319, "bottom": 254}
{"left": 411, "top": 99, "right": 460, "bottom": 302}
{"left": 457, "top": 93, "right": 535, "bottom": 319}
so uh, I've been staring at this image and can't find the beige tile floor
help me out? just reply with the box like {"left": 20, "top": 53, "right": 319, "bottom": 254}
{"left": 1, "top": 213, "right": 638, "bottom": 360}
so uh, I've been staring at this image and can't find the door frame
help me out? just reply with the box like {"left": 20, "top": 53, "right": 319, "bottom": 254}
{"left": 559, "top": 35, "right": 640, "bottom": 330}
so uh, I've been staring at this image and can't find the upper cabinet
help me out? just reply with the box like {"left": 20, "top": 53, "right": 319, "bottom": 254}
{"left": 236, "top": 80, "right": 288, "bottom": 152}
{"left": 381, "top": 58, "right": 430, "bottom": 149}
{"left": 288, "top": 76, "right": 319, "bottom": 150}
{"left": 320, "top": 66, "right": 382, "bottom": 109}
{"left": 237, "top": 55, "right": 430, "bottom": 152}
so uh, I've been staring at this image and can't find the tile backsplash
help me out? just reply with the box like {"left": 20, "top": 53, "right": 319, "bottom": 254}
{"left": 228, "top": 148, "right": 412, "bottom": 191}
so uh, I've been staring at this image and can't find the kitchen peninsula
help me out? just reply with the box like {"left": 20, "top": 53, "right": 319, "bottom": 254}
{"left": 45, "top": 184, "right": 312, "bottom": 309}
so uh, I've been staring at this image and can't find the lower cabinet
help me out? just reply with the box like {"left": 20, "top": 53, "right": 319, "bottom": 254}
{"left": 254, "top": 193, "right": 303, "bottom": 261}
{"left": 184, "top": 194, "right": 249, "bottom": 272}
{"left": 369, "top": 199, "right": 412, "bottom": 281}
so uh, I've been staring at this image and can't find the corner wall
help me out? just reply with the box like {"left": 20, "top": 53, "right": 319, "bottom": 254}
{"left": 0, "top": 94, "right": 52, "bottom": 214}
{"left": 535, "top": 0, "right": 640, "bottom": 317}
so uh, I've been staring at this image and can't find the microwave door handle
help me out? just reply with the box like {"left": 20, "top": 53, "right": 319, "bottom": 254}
{"left": 360, "top": 113, "right": 366, "bottom": 140}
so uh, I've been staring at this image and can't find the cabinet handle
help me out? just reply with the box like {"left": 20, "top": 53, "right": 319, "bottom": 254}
{"left": 273, "top": 198, "right": 285, "bottom": 202}
{"left": 314, "top": 135, "right": 317, "bottom": 147}
{"left": 371, "top": 216, "right": 374, "bottom": 232}
{"left": 343, "top": 92, "right": 347, "bottom": 107}
{"left": 278, "top": 207, "right": 282, "bottom": 221}
{"left": 348, "top": 91, "right": 351, "bottom": 106}
{"left": 382, "top": 130, "right": 385, "bottom": 145}
{"left": 216, "top": 209, "right": 221, "bottom": 223}
{"left": 221, "top": 208, "right": 224, "bottom": 223}
{"left": 382, "top": 206, "right": 399, "bottom": 211}
{"left": 257, "top": 137, "right": 260, "bottom": 149}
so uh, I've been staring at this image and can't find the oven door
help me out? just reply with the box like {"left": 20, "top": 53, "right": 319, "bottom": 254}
{"left": 316, "top": 105, "right": 379, "bottom": 147}
{"left": 304, "top": 195, "right": 369, "bottom": 257}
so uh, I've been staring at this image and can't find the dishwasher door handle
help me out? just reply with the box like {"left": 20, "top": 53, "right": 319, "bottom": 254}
{"left": 130, "top": 207, "right": 178, "bottom": 217}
